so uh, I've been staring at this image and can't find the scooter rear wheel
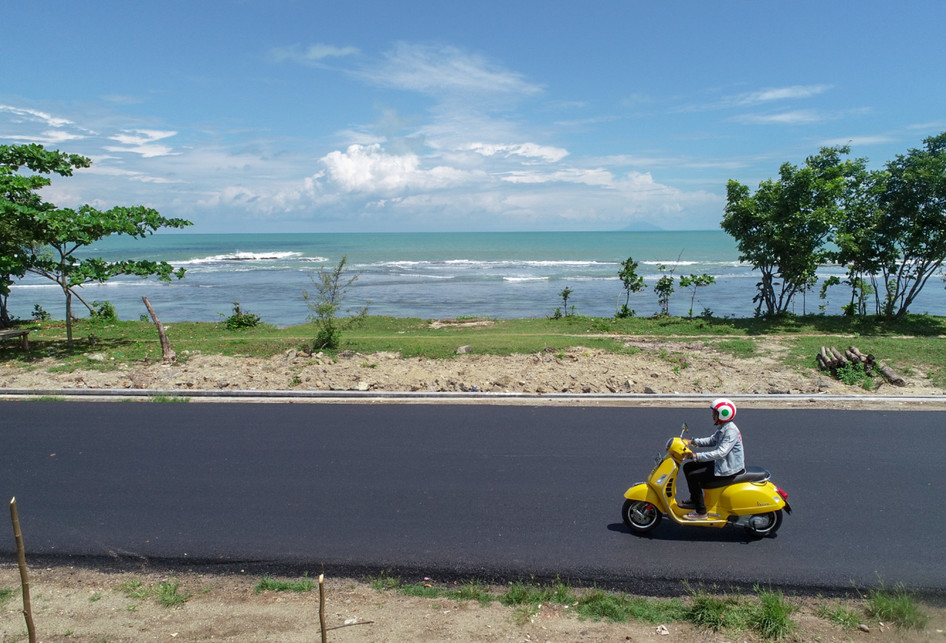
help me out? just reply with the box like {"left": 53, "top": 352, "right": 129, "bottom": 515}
{"left": 744, "top": 509, "right": 783, "bottom": 537}
{"left": 622, "top": 499, "right": 663, "bottom": 534}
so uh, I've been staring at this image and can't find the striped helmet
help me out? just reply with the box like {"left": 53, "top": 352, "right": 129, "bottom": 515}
{"left": 711, "top": 398, "right": 736, "bottom": 422}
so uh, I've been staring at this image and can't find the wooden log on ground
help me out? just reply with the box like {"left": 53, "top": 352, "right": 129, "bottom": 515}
{"left": 876, "top": 360, "right": 906, "bottom": 386}
{"left": 829, "top": 347, "right": 848, "bottom": 368}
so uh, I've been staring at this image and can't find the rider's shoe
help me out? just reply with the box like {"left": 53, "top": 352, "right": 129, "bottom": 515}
{"left": 677, "top": 499, "right": 696, "bottom": 509}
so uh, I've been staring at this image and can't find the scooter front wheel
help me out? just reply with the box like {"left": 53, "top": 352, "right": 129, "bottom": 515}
{"left": 622, "top": 499, "right": 663, "bottom": 534}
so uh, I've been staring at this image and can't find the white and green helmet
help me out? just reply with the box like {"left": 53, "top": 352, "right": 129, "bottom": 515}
{"left": 711, "top": 398, "right": 736, "bottom": 422}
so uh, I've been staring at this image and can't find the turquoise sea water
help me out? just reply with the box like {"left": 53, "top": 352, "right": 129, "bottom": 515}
{"left": 8, "top": 230, "right": 946, "bottom": 325}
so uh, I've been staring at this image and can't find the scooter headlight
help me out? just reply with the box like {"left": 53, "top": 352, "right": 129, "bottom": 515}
{"left": 665, "top": 438, "right": 674, "bottom": 451}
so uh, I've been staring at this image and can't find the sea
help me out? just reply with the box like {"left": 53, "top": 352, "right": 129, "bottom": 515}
{"left": 8, "top": 230, "right": 946, "bottom": 326}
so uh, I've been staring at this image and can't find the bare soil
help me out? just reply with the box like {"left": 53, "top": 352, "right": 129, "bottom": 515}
{"left": 2, "top": 331, "right": 946, "bottom": 410}
{"left": 1, "top": 564, "right": 944, "bottom": 643}
{"left": 3, "top": 329, "right": 946, "bottom": 640}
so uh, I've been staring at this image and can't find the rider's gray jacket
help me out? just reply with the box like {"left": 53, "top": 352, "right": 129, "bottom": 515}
{"left": 692, "top": 421, "right": 745, "bottom": 476}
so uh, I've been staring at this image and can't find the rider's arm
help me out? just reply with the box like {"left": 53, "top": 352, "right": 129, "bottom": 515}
{"left": 693, "top": 426, "right": 738, "bottom": 462}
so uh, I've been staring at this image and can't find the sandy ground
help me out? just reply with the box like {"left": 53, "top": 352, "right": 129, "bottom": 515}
{"left": 3, "top": 333, "right": 946, "bottom": 640}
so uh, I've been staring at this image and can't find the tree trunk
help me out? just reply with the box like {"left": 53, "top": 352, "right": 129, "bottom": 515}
{"left": 142, "top": 296, "right": 176, "bottom": 364}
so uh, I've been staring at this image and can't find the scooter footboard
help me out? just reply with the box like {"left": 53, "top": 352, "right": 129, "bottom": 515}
{"left": 722, "top": 481, "right": 786, "bottom": 514}
{"left": 624, "top": 482, "right": 663, "bottom": 505}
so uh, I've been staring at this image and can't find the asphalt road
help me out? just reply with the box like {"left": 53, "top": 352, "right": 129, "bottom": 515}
{"left": 1, "top": 401, "right": 943, "bottom": 595}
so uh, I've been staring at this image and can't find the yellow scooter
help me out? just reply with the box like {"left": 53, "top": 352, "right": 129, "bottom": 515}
{"left": 622, "top": 424, "right": 791, "bottom": 537}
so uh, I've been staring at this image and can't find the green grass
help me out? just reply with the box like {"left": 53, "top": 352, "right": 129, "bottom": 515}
{"left": 364, "top": 576, "right": 863, "bottom": 641}
{"left": 866, "top": 583, "right": 930, "bottom": 630}
{"left": 4, "top": 312, "right": 946, "bottom": 385}
{"left": 254, "top": 575, "right": 315, "bottom": 594}
{"left": 815, "top": 601, "right": 863, "bottom": 628}
{"left": 0, "top": 587, "right": 15, "bottom": 606}
{"left": 118, "top": 577, "right": 190, "bottom": 607}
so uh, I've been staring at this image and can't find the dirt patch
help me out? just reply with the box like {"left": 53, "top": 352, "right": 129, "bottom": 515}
{"left": 1, "top": 564, "right": 943, "bottom": 642}
{"left": 2, "top": 336, "right": 945, "bottom": 409}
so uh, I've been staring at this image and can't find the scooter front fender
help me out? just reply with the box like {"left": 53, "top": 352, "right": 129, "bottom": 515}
{"left": 624, "top": 482, "right": 663, "bottom": 506}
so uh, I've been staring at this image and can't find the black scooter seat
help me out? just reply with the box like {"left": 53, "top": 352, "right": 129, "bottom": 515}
{"left": 703, "top": 466, "right": 770, "bottom": 489}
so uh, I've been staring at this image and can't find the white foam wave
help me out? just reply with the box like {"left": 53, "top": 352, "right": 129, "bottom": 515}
{"left": 175, "top": 251, "right": 327, "bottom": 265}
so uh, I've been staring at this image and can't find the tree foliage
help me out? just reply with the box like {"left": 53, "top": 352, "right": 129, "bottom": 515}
{"left": 617, "top": 256, "right": 646, "bottom": 318}
{"left": 722, "top": 146, "right": 863, "bottom": 316}
{"left": 873, "top": 132, "right": 946, "bottom": 320}
{"left": 722, "top": 137, "right": 946, "bottom": 321}
{"left": 0, "top": 143, "right": 192, "bottom": 338}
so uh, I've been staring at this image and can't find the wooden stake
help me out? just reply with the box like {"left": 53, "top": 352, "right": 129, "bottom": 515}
{"left": 9, "top": 498, "right": 36, "bottom": 643}
{"left": 142, "top": 296, "right": 176, "bottom": 364}
{"left": 319, "top": 573, "right": 327, "bottom": 643}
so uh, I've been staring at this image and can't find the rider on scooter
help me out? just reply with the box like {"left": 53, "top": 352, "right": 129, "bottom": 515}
{"left": 680, "top": 398, "right": 745, "bottom": 520}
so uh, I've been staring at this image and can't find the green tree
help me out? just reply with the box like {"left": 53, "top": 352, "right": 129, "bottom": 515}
{"left": 653, "top": 265, "right": 675, "bottom": 316}
{"left": 303, "top": 255, "right": 368, "bottom": 349}
{"left": 558, "top": 286, "right": 574, "bottom": 317}
{"left": 873, "top": 132, "right": 946, "bottom": 320}
{"left": 29, "top": 205, "right": 192, "bottom": 342}
{"left": 617, "top": 256, "right": 647, "bottom": 318}
{"left": 722, "top": 146, "right": 860, "bottom": 316}
{"left": 0, "top": 144, "right": 91, "bottom": 325}
{"left": 679, "top": 273, "right": 716, "bottom": 318}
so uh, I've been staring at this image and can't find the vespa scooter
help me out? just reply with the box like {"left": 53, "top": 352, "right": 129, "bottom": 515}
{"left": 622, "top": 424, "right": 791, "bottom": 537}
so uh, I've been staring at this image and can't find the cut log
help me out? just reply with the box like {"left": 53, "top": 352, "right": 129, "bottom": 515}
{"left": 829, "top": 346, "right": 848, "bottom": 368}
{"left": 876, "top": 360, "right": 906, "bottom": 386}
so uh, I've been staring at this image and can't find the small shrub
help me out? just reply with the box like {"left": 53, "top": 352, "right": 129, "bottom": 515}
{"left": 221, "top": 302, "right": 262, "bottom": 330}
{"left": 91, "top": 300, "right": 117, "bottom": 320}
{"left": 32, "top": 304, "right": 51, "bottom": 321}
{"left": 835, "top": 362, "right": 874, "bottom": 388}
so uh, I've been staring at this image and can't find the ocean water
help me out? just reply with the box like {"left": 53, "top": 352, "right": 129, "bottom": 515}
{"left": 7, "top": 230, "right": 946, "bottom": 326}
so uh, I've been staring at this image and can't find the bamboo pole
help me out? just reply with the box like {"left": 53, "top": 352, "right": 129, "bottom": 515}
{"left": 9, "top": 498, "right": 36, "bottom": 643}
{"left": 319, "top": 573, "right": 327, "bottom": 643}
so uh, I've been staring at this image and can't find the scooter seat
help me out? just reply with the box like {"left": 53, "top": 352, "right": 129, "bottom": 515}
{"left": 703, "top": 466, "right": 770, "bottom": 489}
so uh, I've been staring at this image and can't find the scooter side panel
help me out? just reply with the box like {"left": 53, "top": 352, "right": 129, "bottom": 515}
{"left": 721, "top": 482, "right": 786, "bottom": 515}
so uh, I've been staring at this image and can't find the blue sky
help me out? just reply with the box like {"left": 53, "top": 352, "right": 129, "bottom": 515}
{"left": 2, "top": 1, "right": 944, "bottom": 233}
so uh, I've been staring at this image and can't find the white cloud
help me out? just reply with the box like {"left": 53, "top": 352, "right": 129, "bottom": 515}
{"left": 320, "top": 143, "right": 476, "bottom": 194}
{"left": 737, "top": 85, "right": 832, "bottom": 105}
{"left": 104, "top": 129, "right": 179, "bottom": 157}
{"left": 270, "top": 43, "right": 359, "bottom": 65}
{"left": 467, "top": 142, "right": 568, "bottom": 163}
{"left": 359, "top": 43, "right": 542, "bottom": 99}
{"left": 734, "top": 110, "right": 826, "bottom": 125}
{"left": 0, "top": 104, "right": 74, "bottom": 128}
{"left": 500, "top": 168, "right": 613, "bottom": 186}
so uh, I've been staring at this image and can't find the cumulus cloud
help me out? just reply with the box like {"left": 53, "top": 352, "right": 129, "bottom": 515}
{"left": 320, "top": 143, "right": 477, "bottom": 194}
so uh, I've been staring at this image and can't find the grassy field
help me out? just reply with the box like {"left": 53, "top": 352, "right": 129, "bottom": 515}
{"left": 3, "top": 313, "right": 946, "bottom": 382}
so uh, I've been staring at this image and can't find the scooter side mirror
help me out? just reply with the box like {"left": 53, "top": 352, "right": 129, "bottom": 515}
{"left": 680, "top": 423, "right": 688, "bottom": 437}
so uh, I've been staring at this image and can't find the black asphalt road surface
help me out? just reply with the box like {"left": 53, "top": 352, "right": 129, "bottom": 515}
{"left": 1, "top": 401, "right": 943, "bottom": 595}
